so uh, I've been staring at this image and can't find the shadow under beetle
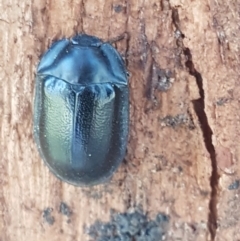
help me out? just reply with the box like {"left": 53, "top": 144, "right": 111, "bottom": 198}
{"left": 34, "top": 34, "right": 129, "bottom": 186}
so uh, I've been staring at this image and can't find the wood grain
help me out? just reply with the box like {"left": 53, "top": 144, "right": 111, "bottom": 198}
{"left": 0, "top": 0, "right": 239, "bottom": 240}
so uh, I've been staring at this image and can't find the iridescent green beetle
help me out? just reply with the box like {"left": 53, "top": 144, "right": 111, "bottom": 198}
{"left": 34, "top": 34, "right": 129, "bottom": 186}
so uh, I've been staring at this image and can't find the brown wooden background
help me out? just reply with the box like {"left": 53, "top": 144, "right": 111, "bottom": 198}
{"left": 0, "top": 0, "right": 239, "bottom": 240}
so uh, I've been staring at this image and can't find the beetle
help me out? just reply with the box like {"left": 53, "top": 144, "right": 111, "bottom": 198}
{"left": 33, "top": 34, "right": 129, "bottom": 186}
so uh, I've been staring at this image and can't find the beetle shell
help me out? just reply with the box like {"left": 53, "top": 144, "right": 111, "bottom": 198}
{"left": 34, "top": 34, "right": 129, "bottom": 186}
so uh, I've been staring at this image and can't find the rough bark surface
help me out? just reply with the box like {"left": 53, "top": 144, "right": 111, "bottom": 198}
{"left": 0, "top": 0, "right": 239, "bottom": 240}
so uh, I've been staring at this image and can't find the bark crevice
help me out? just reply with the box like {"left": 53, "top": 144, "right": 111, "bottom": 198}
{"left": 171, "top": 7, "right": 219, "bottom": 241}
{"left": 80, "top": 0, "right": 85, "bottom": 32}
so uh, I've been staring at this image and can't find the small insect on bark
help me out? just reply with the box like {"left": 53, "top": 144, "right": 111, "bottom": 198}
{"left": 33, "top": 34, "right": 129, "bottom": 186}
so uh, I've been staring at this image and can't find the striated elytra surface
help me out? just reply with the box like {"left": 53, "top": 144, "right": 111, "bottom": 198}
{"left": 34, "top": 34, "right": 129, "bottom": 186}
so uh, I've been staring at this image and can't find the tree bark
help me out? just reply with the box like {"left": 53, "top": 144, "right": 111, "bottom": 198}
{"left": 0, "top": 0, "right": 239, "bottom": 240}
